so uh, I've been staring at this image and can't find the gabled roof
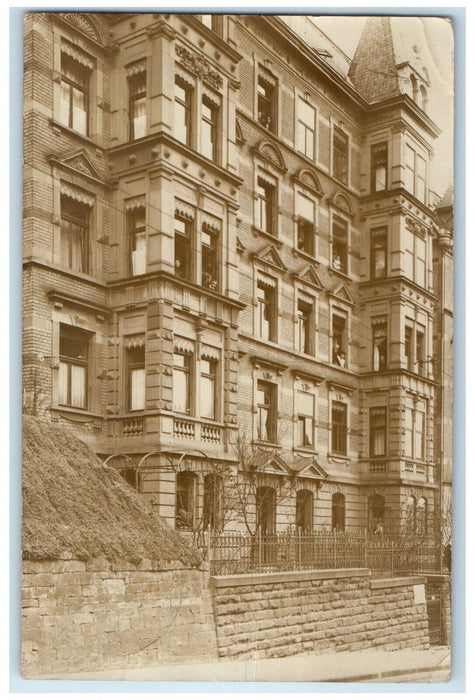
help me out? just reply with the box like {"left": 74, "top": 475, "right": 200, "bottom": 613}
{"left": 250, "top": 448, "right": 291, "bottom": 475}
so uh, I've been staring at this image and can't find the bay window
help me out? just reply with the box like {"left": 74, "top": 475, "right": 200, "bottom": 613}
{"left": 372, "top": 319, "right": 387, "bottom": 371}
{"left": 201, "top": 221, "right": 219, "bottom": 291}
{"left": 174, "top": 211, "right": 193, "bottom": 281}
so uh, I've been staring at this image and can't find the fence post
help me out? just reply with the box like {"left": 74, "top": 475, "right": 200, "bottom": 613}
{"left": 333, "top": 529, "right": 336, "bottom": 569}
{"left": 364, "top": 531, "right": 367, "bottom": 568}
{"left": 391, "top": 540, "right": 394, "bottom": 577}
{"left": 258, "top": 533, "right": 262, "bottom": 571}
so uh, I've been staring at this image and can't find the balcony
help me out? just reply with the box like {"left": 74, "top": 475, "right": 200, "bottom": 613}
{"left": 173, "top": 417, "right": 222, "bottom": 444}
{"left": 122, "top": 417, "right": 143, "bottom": 437}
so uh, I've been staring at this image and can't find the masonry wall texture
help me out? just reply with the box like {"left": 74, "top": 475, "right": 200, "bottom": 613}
{"left": 211, "top": 569, "right": 430, "bottom": 659}
{"left": 21, "top": 559, "right": 218, "bottom": 678}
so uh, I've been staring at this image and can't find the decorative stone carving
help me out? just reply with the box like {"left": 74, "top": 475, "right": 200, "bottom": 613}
{"left": 175, "top": 44, "right": 223, "bottom": 90}
{"left": 406, "top": 216, "right": 427, "bottom": 239}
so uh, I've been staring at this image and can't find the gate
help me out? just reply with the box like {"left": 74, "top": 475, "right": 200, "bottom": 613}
{"left": 425, "top": 583, "right": 443, "bottom": 645}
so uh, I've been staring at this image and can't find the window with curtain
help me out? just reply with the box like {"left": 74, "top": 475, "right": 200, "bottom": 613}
{"left": 174, "top": 213, "right": 193, "bottom": 281}
{"left": 296, "top": 192, "right": 315, "bottom": 256}
{"left": 332, "top": 312, "right": 347, "bottom": 366}
{"left": 370, "top": 407, "right": 387, "bottom": 457}
{"left": 128, "top": 206, "right": 146, "bottom": 276}
{"left": 297, "top": 299, "right": 312, "bottom": 355}
{"left": 297, "top": 97, "right": 315, "bottom": 159}
{"left": 370, "top": 227, "right": 387, "bottom": 279}
{"left": 333, "top": 126, "right": 348, "bottom": 184}
{"left": 200, "top": 358, "right": 217, "bottom": 420}
{"left": 201, "top": 94, "right": 219, "bottom": 161}
{"left": 257, "top": 381, "right": 276, "bottom": 442}
{"left": 128, "top": 68, "right": 146, "bottom": 140}
{"left": 331, "top": 401, "right": 347, "bottom": 455}
{"left": 257, "top": 279, "right": 276, "bottom": 341}
{"left": 332, "top": 216, "right": 348, "bottom": 274}
{"left": 372, "top": 319, "right": 387, "bottom": 372}
{"left": 59, "top": 325, "right": 89, "bottom": 409}
{"left": 60, "top": 52, "right": 90, "bottom": 135}
{"left": 368, "top": 494, "right": 385, "bottom": 533}
{"left": 127, "top": 344, "right": 145, "bottom": 411}
{"left": 257, "top": 176, "right": 276, "bottom": 235}
{"left": 296, "top": 391, "right": 314, "bottom": 447}
{"left": 60, "top": 195, "right": 89, "bottom": 273}
{"left": 173, "top": 350, "right": 192, "bottom": 414}
{"left": 175, "top": 76, "right": 192, "bottom": 146}
{"left": 371, "top": 142, "right": 388, "bottom": 192}
{"left": 405, "top": 401, "right": 426, "bottom": 460}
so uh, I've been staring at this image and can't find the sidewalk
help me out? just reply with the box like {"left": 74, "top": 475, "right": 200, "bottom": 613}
{"left": 52, "top": 646, "right": 451, "bottom": 684}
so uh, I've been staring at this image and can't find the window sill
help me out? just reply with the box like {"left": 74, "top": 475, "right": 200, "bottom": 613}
{"left": 50, "top": 120, "right": 105, "bottom": 151}
{"left": 328, "top": 453, "right": 351, "bottom": 462}
{"left": 292, "top": 247, "right": 318, "bottom": 263}
{"left": 253, "top": 439, "right": 280, "bottom": 449}
{"left": 329, "top": 266, "right": 352, "bottom": 282}
{"left": 252, "top": 226, "right": 283, "bottom": 247}
{"left": 51, "top": 406, "right": 103, "bottom": 421}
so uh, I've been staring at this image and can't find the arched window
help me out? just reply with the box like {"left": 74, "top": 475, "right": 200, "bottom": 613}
{"left": 368, "top": 494, "right": 385, "bottom": 533}
{"left": 203, "top": 473, "right": 223, "bottom": 532}
{"left": 296, "top": 489, "right": 314, "bottom": 533}
{"left": 175, "top": 471, "right": 197, "bottom": 530}
{"left": 405, "top": 495, "right": 416, "bottom": 532}
{"left": 256, "top": 485, "right": 276, "bottom": 534}
{"left": 416, "top": 497, "right": 427, "bottom": 535}
{"left": 332, "top": 493, "right": 346, "bottom": 531}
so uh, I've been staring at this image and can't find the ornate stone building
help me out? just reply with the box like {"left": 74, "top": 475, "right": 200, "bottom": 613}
{"left": 23, "top": 13, "right": 453, "bottom": 537}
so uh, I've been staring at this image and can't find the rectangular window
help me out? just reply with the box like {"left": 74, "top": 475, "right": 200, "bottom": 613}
{"left": 128, "top": 207, "right": 146, "bottom": 276}
{"left": 333, "top": 126, "right": 348, "bottom": 184}
{"left": 405, "top": 325, "right": 414, "bottom": 371}
{"left": 297, "top": 299, "right": 313, "bottom": 355}
{"left": 370, "top": 227, "right": 387, "bottom": 279}
{"left": 405, "top": 144, "right": 416, "bottom": 196}
{"left": 173, "top": 351, "right": 192, "bottom": 414}
{"left": 332, "top": 313, "right": 347, "bottom": 367}
{"left": 175, "top": 76, "right": 192, "bottom": 147}
{"left": 332, "top": 216, "right": 348, "bottom": 274}
{"left": 128, "top": 71, "right": 146, "bottom": 140}
{"left": 372, "top": 320, "right": 387, "bottom": 371}
{"left": 257, "top": 280, "right": 275, "bottom": 341}
{"left": 405, "top": 403, "right": 425, "bottom": 460}
{"left": 371, "top": 142, "right": 388, "bottom": 192}
{"left": 331, "top": 401, "right": 347, "bottom": 455}
{"left": 257, "top": 177, "right": 275, "bottom": 235}
{"left": 200, "top": 358, "right": 216, "bottom": 420}
{"left": 297, "top": 97, "right": 315, "bottom": 159}
{"left": 297, "top": 391, "right": 314, "bottom": 447}
{"left": 59, "top": 325, "right": 88, "bottom": 409}
{"left": 257, "top": 73, "right": 276, "bottom": 132}
{"left": 296, "top": 192, "right": 315, "bottom": 255}
{"left": 415, "top": 154, "right": 427, "bottom": 204}
{"left": 174, "top": 214, "right": 192, "bottom": 281}
{"left": 416, "top": 328, "right": 425, "bottom": 376}
{"left": 60, "top": 196, "right": 89, "bottom": 273}
{"left": 202, "top": 224, "right": 219, "bottom": 291}
{"left": 60, "top": 53, "right": 89, "bottom": 135}
{"left": 201, "top": 95, "right": 218, "bottom": 161}
{"left": 128, "top": 345, "right": 145, "bottom": 411}
{"left": 414, "top": 235, "right": 426, "bottom": 287}
{"left": 257, "top": 381, "right": 276, "bottom": 442}
{"left": 370, "top": 407, "right": 387, "bottom": 457}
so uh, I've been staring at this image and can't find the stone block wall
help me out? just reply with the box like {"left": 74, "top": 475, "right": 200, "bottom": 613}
{"left": 211, "top": 569, "right": 430, "bottom": 659}
{"left": 21, "top": 558, "right": 218, "bottom": 678}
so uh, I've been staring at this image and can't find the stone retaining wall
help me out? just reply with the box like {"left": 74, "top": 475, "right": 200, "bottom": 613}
{"left": 21, "top": 558, "right": 218, "bottom": 678}
{"left": 211, "top": 568, "right": 430, "bottom": 659}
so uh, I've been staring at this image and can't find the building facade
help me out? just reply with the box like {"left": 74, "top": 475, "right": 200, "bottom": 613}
{"left": 23, "top": 13, "right": 453, "bottom": 538}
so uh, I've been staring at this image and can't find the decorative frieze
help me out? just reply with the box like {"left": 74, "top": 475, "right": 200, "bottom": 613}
{"left": 175, "top": 44, "right": 223, "bottom": 90}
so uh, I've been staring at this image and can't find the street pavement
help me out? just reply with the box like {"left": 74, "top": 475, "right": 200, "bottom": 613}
{"left": 52, "top": 646, "right": 451, "bottom": 684}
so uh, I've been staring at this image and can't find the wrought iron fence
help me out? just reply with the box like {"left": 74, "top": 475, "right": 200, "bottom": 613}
{"left": 206, "top": 531, "right": 440, "bottom": 578}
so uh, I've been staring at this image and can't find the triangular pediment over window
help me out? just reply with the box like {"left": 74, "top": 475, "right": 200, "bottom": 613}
{"left": 329, "top": 282, "right": 354, "bottom": 305}
{"left": 250, "top": 449, "right": 291, "bottom": 475}
{"left": 291, "top": 456, "right": 328, "bottom": 479}
{"left": 254, "top": 244, "right": 286, "bottom": 272}
{"left": 294, "top": 264, "right": 323, "bottom": 290}
{"left": 48, "top": 149, "right": 105, "bottom": 185}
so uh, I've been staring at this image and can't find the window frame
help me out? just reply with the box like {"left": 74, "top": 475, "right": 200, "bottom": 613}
{"left": 370, "top": 142, "right": 388, "bottom": 192}
{"left": 332, "top": 493, "right": 346, "bottom": 531}
{"left": 331, "top": 215, "right": 349, "bottom": 274}
{"left": 296, "top": 96, "right": 316, "bottom": 160}
{"left": 201, "top": 222, "right": 220, "bottom": 291}
{"left": 256, "top": 379, "right": 277, "bottom": 443}
{"left": 200, "top": 357, "right": 217, "bottom": 420}
{"left": 128, "top": 206, "right": 146, "bottom": 276}
{"left": 200, "top": 93, "right": 219, "bottom": 162}
{"left": 256, "top": 176, "right": 276, "bottom": 236}
{"left": 128, "top": 69, "right": 147, "bottom": 141}
{"left": 256, "top": 278, "right": 277, "bottom": 342}
{"left": 370, "top": 227, "right": 387, "bottom": 279}
{"left": 60, "top": 195, "right": 89, "bottom": 274}
{"left": 175, "top": 470, "right": 197, "bottom": 530}
{"left": 369, "top": 406, "right": 387, "bottom": 458}
{"left": 372, "top": 319, "right": 388, "bottom": 372}
{"left": 173, "top": 350, "right": 193, "bottom": 415}
{"left": 127, "top": 344, "right": 145, "bottom": 412}
{"left": 58, "top": 325, "right": 89, "bottom": 410}
{"left": 60, "top": 52, "right": 90, "bottom": 136}
{"left": 331, "top": 310, "right": 348, "bottom": 367}
{"left": 174, "top": 213, "right": 193, "bottom": 281}
{"left": 257, "top": 70, "right": 277, "bottom": 133}
{"left": 174, "top": 75, "right": 193, "bottom": 148}
{"left": 296, "top": 389, "right": 314, "bottom": 448}
{"left": 332, "top": 125, "right": 349, "bottom": 185}
{"left": 331, "top": 400, "right": 348, "bottom": 455}
{"left": 296, "top": 489, "right": 314, "bottom": 532}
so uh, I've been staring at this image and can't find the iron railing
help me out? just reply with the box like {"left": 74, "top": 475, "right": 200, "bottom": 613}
{"left": 206, "top": 531, "right": 440, "bottom": 577}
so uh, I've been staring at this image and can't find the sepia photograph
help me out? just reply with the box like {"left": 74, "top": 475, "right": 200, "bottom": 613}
{"left": 20, "top": 10, "right": 455, "bottom": 684}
